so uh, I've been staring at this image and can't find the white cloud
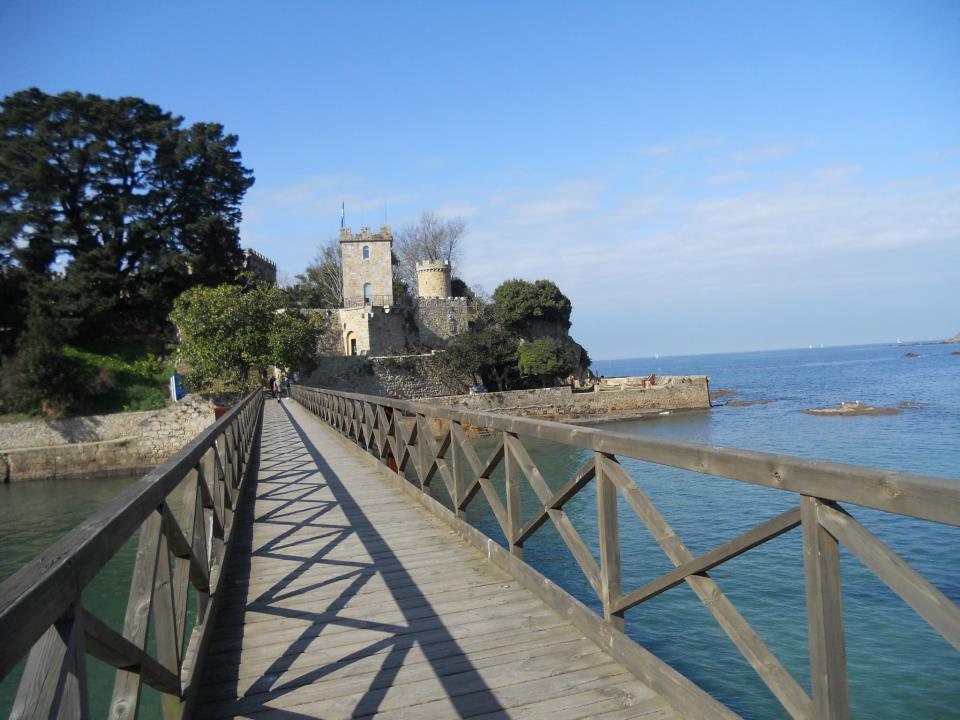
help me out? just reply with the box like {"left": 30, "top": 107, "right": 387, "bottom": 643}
{"left": 703, "top": 170, "right": 753, "bottom": 186}
{"left": 637, "top": 134, "right": 722, "bottom": 159}
{"left": 727, "top": 143, "right": 794, "bottom": 165}
{"left": 461, "top": 168, "right": 960, "bottom": 314}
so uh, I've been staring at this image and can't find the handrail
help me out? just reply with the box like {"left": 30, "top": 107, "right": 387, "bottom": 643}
{"left": 291, "top": 384, "right": 960, "bottom": 720}
{"left": 0, "top": 388, "right": 264, "bottom": 720}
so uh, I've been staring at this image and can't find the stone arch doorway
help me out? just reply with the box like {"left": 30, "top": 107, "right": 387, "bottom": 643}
{"left": 345, "top": 331, "right": 358, "bottom": 356}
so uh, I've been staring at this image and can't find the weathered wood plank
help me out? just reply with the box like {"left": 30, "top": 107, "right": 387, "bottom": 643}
{"left": 300, "top": 387, "right": 960, "bottom": 527}
{"left": 0, "top": 392, "right": 262, "bottom": 680}
{"left": 800, "top": 497, "right": 850, "bottom": 720}
{"left": 596, "top": 453, "right": 624, "bottom": 630}
{"left": 516, "top": 456, "right": 596, "bottom": 545}
{"left": 81, "top": 608, "right": 180, "bottom": 696}
{"left": 602, "top": 457, "right": 812, "bottom": 719}
{"left": 801, "top": 497, "right": 849, "bottom": 720}
{"left": 196, "top": 398, "right": 688, "bottom": 720}
{"left": 818, "top": 503, "right": 960, "bottom": 651}
{"left": 108, "top": 508, "right": 164, "bottom": 720}
{"left": 9, "top": 608, "right": 82, "bottom": 720}
{"left": 613, "top": 506, "right": 802, "bottom": 614}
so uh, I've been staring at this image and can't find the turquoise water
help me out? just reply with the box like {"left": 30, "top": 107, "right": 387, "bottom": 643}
{"left": 440, "top": 342, "right": 959, "bottom": 718}
{"left": 0, "top": 477, "right": 168, "bottom": 719}
{"left": 2, "top": 343, "right": 957, "bottom": 718}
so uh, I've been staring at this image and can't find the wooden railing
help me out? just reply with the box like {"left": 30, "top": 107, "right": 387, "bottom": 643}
{"left": 0, "top": 389, "right": 263, "bottom": 720}
{"left": 291, "top": 384, "right": 960, "bottom": 720}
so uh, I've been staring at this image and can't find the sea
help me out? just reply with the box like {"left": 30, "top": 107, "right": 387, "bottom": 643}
{"left": 1, "top": 342, "right": 957, "bottom": 718}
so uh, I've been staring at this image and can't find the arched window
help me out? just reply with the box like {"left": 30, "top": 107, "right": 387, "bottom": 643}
{"left": 363, "top": 282, "right": 373, "bottom": 304}
{"left": 362, "top": 245, "right": 370, "bottom": 260}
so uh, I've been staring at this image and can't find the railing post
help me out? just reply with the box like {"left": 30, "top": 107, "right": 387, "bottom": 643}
{"left": 452, "top": 422, "right": 466, "bottom": 520}
{"left": 596, "top": 453, "right": 624, "bottom": 630}
{"left": 801, "top": 496, "right": 849, "bottom": 720}
{"left": 152, "top": 514, "right": 182, "bottom": 720}
{"left": 417, "top": 414, "right": 430, "bottom": 491}
{"left": 10, "top": 602, "right": 89, "bottom": 720}
{"left": 505, "top": 434, "right": 522, "bottom": 559}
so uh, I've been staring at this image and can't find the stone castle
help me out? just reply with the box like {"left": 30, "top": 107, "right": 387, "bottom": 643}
{"left": 317, "top": 225, "right": 473, "bottom": 357}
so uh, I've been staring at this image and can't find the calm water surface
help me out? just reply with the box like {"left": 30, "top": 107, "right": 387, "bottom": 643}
{"left": 0, "top": 476, "right": 166, "bottom": 718}
{"left": 2, "top": 343, "right": 958, "bottom": 718}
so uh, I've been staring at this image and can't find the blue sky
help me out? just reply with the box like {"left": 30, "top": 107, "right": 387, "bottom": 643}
{"left": 3, "top": 1, "right": 958, "bottom": 359}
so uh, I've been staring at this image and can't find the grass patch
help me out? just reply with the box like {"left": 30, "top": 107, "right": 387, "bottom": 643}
{"left": 63, "top": 337, "right": 176, "bottom": 414}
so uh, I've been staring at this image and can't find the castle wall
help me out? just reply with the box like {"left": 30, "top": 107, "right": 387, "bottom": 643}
{"left": 242, "top": 249, "right": 277, "bottom": 284}
{"left": 414, "top": 297, "right": 472, "bottom": 348}
{"left": 302, "top": 354, "right": 468, "bottom": 399}
{"left": 336, "top": 306, "right": 417, "bottom": 356}
{"left": 340, "top": 226, "right": 393, "bottom": 307}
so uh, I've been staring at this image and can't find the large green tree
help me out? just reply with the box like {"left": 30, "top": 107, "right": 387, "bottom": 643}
{"left": 517, "top": 337, "right": 573, "bottom": 386}
{"left": 492, "top": 279, "right": 572, "bottom": 334}
{"left": 0, "top": 88, "right": 254, "bottom": 335}
{"left": 170, "top": 283, "right": 322, "bottom": 391}
{"left": 440, "top": 324, "right": 520, "bottom": 391}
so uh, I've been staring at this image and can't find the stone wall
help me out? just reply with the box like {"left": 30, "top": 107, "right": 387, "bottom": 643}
{"left": 421, "top": 376, "right": 711, "bottom": 420}
{"left": 1, "top": 396, "right": 216, "bottom": 482}
{"left": 414, "top": 297, "right": 473, "bottom": 348}
{"left": 339, "top": 306, "right": 418, "bottom": 356}
{"left": 303, "top": 354, "right": 468, "bottom": 399}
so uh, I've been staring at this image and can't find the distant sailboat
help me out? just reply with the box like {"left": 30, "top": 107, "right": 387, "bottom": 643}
{"left": 654, "top": 353, "right": 660, "bottom": 360}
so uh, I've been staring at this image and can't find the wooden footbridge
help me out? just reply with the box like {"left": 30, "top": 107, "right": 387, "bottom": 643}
{"left": 1, "top": 387, "right": 958, "bottom": 719}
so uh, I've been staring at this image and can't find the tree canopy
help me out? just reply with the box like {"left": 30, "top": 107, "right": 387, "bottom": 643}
{"left": 0, "top": 88, "right": 254, "bottom": 335}
{"left": 394, "top": 211, "right": 466, "bottom": 293}
{"left": 437, "top": 277, "right": 588, "bottom": 391}
{"left": 517, "top": 337, "right": 573, "bottom": 386}
{"left": 440, "top": 324, "right": 520, "bottom": 391}
{"left": 170, "top": 283, "right": 322, "bottom": 391}
{"left": 492, "top": 279, "right": 572, "bottom": 333}
{"left": 288, "top": 238, "right": 342, "bottom": 308}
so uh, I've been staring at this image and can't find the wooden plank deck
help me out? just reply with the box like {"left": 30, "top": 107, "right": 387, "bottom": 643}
{"left": 195, "top": 399, "right": 682, "bottom": 719}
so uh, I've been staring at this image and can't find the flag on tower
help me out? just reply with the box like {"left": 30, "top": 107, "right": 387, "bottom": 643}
{"left": 340, "top": 201, "right": 345, "bottom": 229}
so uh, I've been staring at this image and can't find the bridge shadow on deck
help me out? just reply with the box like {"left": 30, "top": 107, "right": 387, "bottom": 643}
{"left": 197, "top": 400, "right": 510, "bottom": 719}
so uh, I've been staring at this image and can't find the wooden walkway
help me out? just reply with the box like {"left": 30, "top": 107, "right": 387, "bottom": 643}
{"left": 194, "top": 399, "right": 681, "bottom": 720}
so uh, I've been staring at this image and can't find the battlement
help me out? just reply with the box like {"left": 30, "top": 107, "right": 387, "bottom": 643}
{"left": 415, "top": 260, "right": 450, "bottom": 271}
{"left": 242, "top": 248, "right": 277, "bottom": 268}
{"left": 242, "top": 248, "right": 277, "bottom": 284}
{"left": 340, "top": 225, "right": 393, "bottom": 244}
{"left": 416, "top": 259, "right": 452, "bottom": 298}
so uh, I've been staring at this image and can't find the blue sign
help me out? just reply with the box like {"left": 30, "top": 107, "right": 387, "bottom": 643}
{"left": 169, "top": 374, "right": 185, "bottom": 402}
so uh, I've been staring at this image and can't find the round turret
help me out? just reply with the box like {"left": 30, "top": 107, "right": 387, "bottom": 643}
{"left": 416, "top": 260, "right": 452, "bottom": 298}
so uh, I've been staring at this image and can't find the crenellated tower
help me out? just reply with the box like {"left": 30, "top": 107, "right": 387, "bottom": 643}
{"left": 340, "top": 226, "right": 394, "bottom": 308}
{"left": 416, "top": 260, "right": 452, "bottom": 299}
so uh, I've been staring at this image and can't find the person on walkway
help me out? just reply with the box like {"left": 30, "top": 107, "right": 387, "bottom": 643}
{"left": 270, "top": 376, "right": 280, "bottom": 402}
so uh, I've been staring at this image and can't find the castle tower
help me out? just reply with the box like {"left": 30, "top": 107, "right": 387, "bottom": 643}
{"left": 416, "top": 260, "right": 452, "bottom": 298}
{"left": 340, "top": 225, "right": 394, "bottom": 307}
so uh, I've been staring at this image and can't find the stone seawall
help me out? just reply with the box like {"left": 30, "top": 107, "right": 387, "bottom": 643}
{"left": 421, "top": 376, "right": 711, "bottom": 421}
{"left": 0, "top": 396, "right": 215, "bottom": 482}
